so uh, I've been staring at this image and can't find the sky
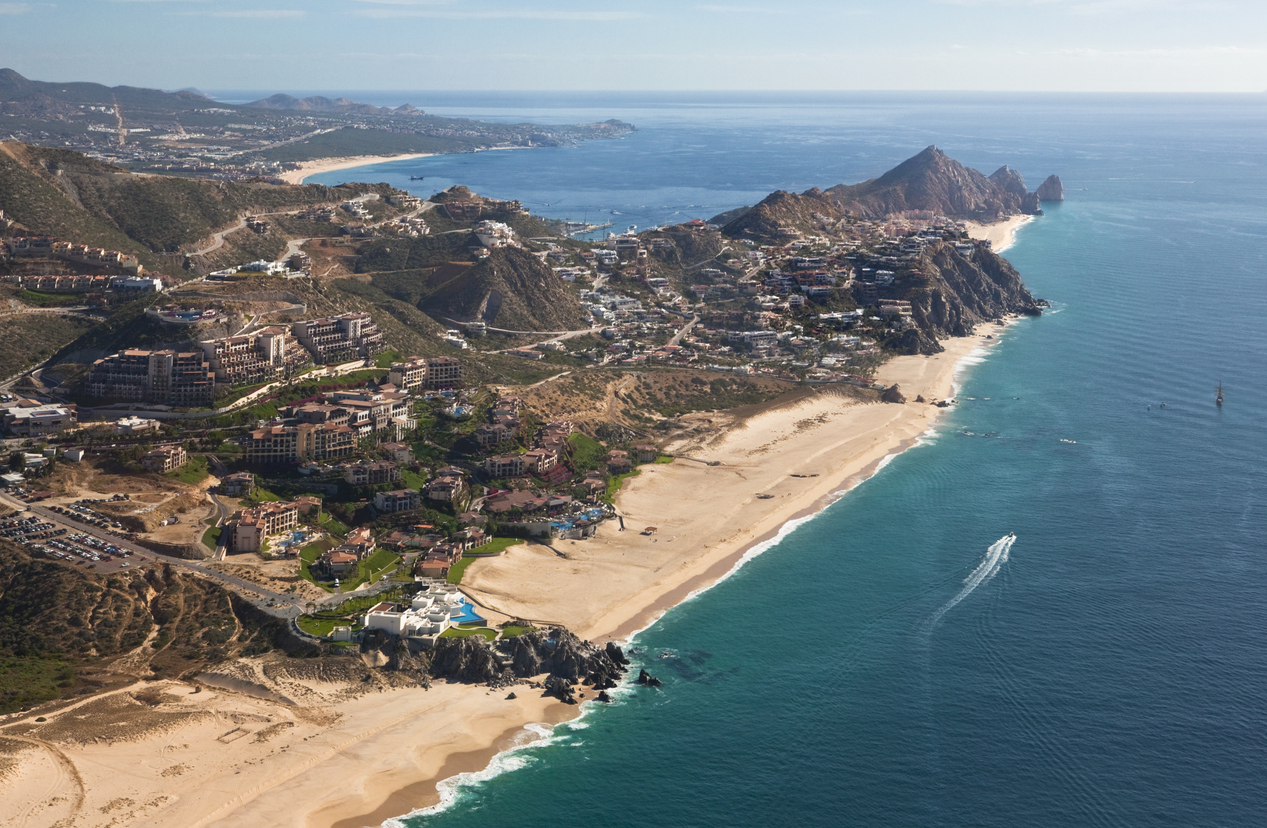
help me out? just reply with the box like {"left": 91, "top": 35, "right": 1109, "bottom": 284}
{"left": 1, "top": 0, "right": 1265, "bottom": 93}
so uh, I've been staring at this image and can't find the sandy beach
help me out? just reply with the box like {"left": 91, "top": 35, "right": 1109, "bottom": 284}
{"left": 964, "top": 214, "right": 1034, "bottom": 252}
{"left": 0, "top": 328, "right": 1013, "bottom": 828}
{"left": 279, "top": 153, "right": 434, "bottom": 185}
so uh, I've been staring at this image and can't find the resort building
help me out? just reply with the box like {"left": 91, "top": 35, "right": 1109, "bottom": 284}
{"left": 380, "top": 442, "right": 415, "bottom": 464}
{"left": 141, "top": 445, "right": 186, "bottom": 473}
{"left": 220, "top": 472, "right": 255, "bottom": 497}
{"left": 522, "top": 448, "right": 559, "bottom": 475}
{"left": 375, "top": 488, "right": 420, "bottom": 514}
{"left": 483, "top": 454, "right": 527, "bottom": 478}
{"left": 387, "top": 356, "right": 463, "bottom": 391}
{"left": 474, "top": 423, "right": 515, "bottom": 447}
{"left": 229, "top": 501, "right": 300, "bottom": 554}
{"left": 1, "top": 399, "right": 78, "bottom": 437}
{"left": 293, "top": 312, "right": 384, "bottom": 364}
{"left": 243, "top": 422, "right": 356, "bottom": 464}
{"left": 86, "top": 349, "right": 214, "bottom": 406}
{"left": 343, "top": 460, "right": 400, "bottom": 487}
{"left": 200, "top": 327, "right": 307, "bottom": 386}
{"left": 425, "top": 467, "right": 466, "bottom": 503}
{"left": 324, "top": 389, "right": 413, "bottom": 437}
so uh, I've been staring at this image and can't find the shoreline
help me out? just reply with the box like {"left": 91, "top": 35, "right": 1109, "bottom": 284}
{"left": 964, "top": 213, "right": 1034, "bottom": 252}
{"left": 0, "top": 329, "right": 1015, "bottom": 828}
{"left": 280, "top": 152, "right": 435, "bottom": 185}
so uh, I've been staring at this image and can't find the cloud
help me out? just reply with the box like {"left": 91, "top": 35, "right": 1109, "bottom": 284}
{"left": 186, "top": 8, "right": 306, "bottom": 17}
{"left": 1048, "top": 45, "right": 1267, "bottom": 57}
{"left": 934, "top": 0, "right": 1224, "bottom": 11}
{"left": 0, "top": 2, "right": 31, "bottom": 13}
{"left": 354, "top": 6, "right": 639, "bottom": 19}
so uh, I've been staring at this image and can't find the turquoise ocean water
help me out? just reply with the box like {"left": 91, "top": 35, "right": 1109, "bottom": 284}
{"left": 301, "top": 93, "right": 1267, "bottom": 827}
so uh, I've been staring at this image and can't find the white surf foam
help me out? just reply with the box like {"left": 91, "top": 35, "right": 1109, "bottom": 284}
{"left": 925, "top": 534, "right": 1016, "bottom": 630}
{"left": 383, "top": 722, "right": 565, "bottom": 826}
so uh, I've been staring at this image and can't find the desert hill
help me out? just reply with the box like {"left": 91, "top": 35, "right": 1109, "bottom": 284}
{"left": 421, "top": 246, "right": 588, "bottom": 332}
{"left": 723, "top": 147, "right": 1062, "bottom": 242}
{"left": 823, "top": 145, "right": 1038, "bottom": 220}
{"left": 0, "top": 142, "right": 357, "bottom": 264}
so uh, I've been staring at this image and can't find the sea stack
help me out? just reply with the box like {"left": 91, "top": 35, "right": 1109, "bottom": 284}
{"left": 1037, "top": 175, "right": 1064, "bottom": 202}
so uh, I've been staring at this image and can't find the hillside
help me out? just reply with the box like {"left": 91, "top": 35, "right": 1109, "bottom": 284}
{"left": 0, "top": 544, "right": 292, "bottom": 713}
{"left": 0, "top": 67, "right": 213, "bottom": 115}
{"left": 422, "top": 246, "right": 589, "bottom": 332}
{"left": 721, "top": 188, "right": 842, "bottom": 240}
{"left": 823, "top": 145, "right": 1042, "bottom": 221}
{"left": 0, "top": 142, "right": 350, "bottom": 262}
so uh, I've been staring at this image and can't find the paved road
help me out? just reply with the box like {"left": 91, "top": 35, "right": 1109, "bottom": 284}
{"left": 0, "top": 491, "right": 305, "bottom": 618}
{"left": 669, "top": 314, "right": 701, "bottom": 347}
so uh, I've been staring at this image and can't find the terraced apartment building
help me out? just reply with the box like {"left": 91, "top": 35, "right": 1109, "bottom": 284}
{"left": 200, "top": 326, "right": 309, "bottom": 386}
{"left": 387, "top": 355, "right": 464, "bottom": 392}
{"left": 293, "top": 312, "right": 385, "bottom": 364}
{"left": 86, "top": 349, "right": 214, "bottom": 406}
{"left": 243, "top": 421, "right": 357, "bottom": 464}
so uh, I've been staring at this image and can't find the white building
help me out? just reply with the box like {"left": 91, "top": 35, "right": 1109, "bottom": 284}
{"left": 361, "top": 584, "right": 470, "bottom": 640}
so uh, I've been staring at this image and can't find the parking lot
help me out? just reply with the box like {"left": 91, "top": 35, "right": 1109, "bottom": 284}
{"left": 0, "top": 509, "right": 149, "bottom": 575}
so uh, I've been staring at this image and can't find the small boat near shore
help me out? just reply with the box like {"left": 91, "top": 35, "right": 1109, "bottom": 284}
{"left": 1217, "top": 382, "right": 1224, "bottom": 407}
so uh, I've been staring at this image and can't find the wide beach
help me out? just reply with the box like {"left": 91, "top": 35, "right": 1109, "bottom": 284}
{"left": 0, "top": 324, "right": 1008, "bottom": 828}
{"left": 279, "top": 153, "right": 434, "bottom": 185}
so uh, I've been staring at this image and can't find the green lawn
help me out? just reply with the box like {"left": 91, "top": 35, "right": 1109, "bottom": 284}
{"left": 201, "top": 525, "right": 222, "bottom": 550}
{"left": 446, "top": 555, "right": 478, "bottom": 584}
{"left": 568, "top": 432, "right": 605, "bottom": 472}
{"left": 439, "top": 627, "right": 497, "bottom": 641}
{"left": 466, "top": 537, "right": 524, "bottom": 557}
{"left": 250, "top": 487, "right": 282, "bottom": 504}
{"left": 499, "top": 625, "right": 533, "bottom": 638}
{"left": 337, "top": 548, "right": 401, "bottom": 592}
{"left": 296, "top": 616, "right": 342, "bottom": 637}
{"left": 297, "top": 538, "right": 336, "bottom": 590}
{"left": 655, "top": 455, "right": 675, "bottom": 464}
{"left": 400, "top": 468, "right": 428, "bottom": 490}
{"left": 167, "top": 455, "right": 210, "bottom": 485}
{"left": 17, "top": 289, "right": 85, "bottom": 307}
{"left": 317, "top": 512, "right": 348, "bottom": 535}
{"left": 605, "top": 469, "right": 641, "bottom": 501}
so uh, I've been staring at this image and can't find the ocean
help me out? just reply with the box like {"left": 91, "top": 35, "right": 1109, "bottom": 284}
{"left": 302, "top": 93, "right": 1267, "bottom": 827}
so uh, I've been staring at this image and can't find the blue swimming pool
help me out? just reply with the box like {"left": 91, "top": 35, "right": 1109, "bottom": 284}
{"left": 453, "top": 601, "right": 484, "bottom": 625}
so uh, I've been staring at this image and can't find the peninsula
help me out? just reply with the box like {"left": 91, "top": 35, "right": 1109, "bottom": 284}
{"left": 0, "top": 141, "right": 1058, "bottom": 827}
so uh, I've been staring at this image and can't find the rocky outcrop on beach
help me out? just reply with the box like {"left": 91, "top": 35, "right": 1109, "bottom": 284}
{"left": 1037, "top": 175, "right": 1064, "bottom": 201}
{"left": 881, "top": 384, "right": 907, "bottom": 404}
{"left": 424, "top": 626, "right": 630, "bottom": 693}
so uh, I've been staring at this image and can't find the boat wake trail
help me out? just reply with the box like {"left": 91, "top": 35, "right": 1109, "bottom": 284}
{"left": 925, "top": 534, "right": 1015, "bottom": 631}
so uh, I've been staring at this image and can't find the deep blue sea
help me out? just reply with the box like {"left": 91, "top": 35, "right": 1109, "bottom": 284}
{"left": 300, "top": 93, "right": 1267, "bottom": 827}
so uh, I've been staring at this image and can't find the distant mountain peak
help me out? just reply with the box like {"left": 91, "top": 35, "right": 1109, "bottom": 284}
{"left": 244, "top": 92, "right": 425, "bottom": 117}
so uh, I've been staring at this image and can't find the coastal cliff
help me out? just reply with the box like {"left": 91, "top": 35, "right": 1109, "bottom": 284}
{"left": 901, "top": 241, "right": 1041, "bottom": 352}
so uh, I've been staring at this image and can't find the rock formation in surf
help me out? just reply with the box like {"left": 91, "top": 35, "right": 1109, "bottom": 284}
{"left": 1036, "top": 175, "right": 1064, "bottom": 201}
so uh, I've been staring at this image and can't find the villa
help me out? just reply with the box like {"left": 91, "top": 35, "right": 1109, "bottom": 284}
{"left": 360, "top": 583, "right": 478, "bottom": 643}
